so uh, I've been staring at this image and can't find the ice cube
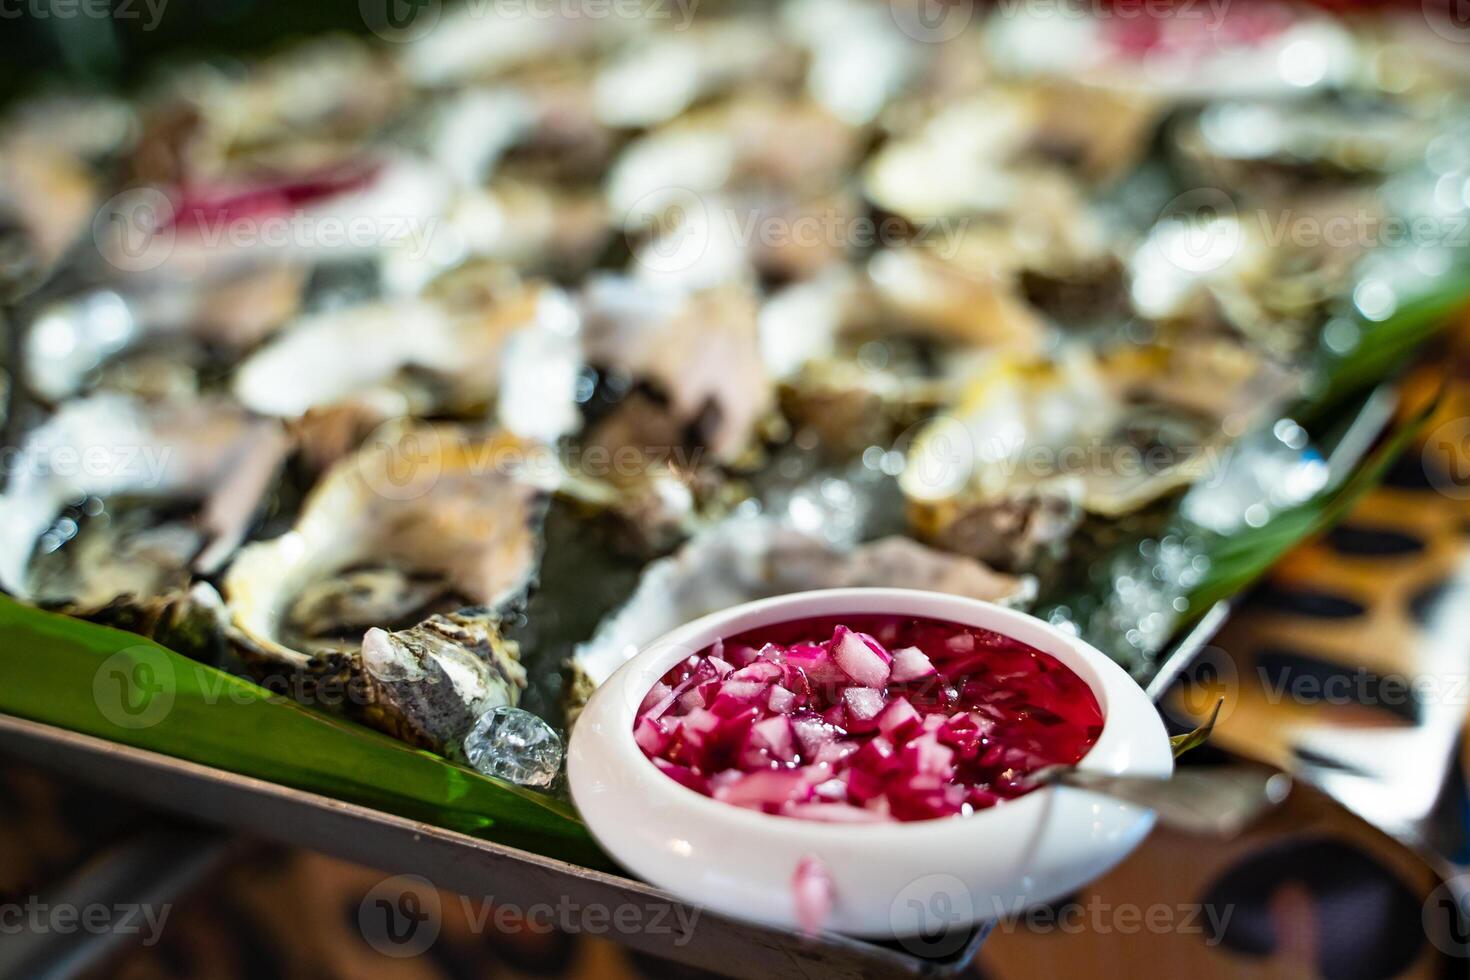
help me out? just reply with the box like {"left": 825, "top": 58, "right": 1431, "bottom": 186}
{"left": 463, "top": 706, "right": 563, "bottom": 789}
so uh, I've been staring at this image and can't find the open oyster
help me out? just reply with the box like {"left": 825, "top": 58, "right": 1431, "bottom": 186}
{"left": 223, "top": 424, "right": 551, "bottom": 752}
{"left": 0, "top": 393, "right": 288, "bottom": 601}
{"left": 564, "top": 516, "right": 1035, "bottom": 722}
{"left": 1128, "top": 193, "right": 1375, "bottom": 358}
{"left": 759, "top": 251, "right": 1053, "bottom": 457}
{"left": 579, "top": 275, "right": 774, "bottom": 469}
{"left": 233, "top": 269, "right": 582, "bottom": 449}
{"left": 902, "top": 343, "right": 1300, "bottom": 571}
{"left": 24, "top": 266, "right": 306, "bottom": 403}
{"left": 0, "top": 393, "right": 288, "bottom": 656}
{"left": 864, "top": 85, "right": 1158, "bottom": 223}
{"left": 1173, "top": 99, "right": 1436, "bottom": 200}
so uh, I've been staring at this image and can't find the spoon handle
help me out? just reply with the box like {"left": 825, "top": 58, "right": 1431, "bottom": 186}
{"left": 1034, "top": 765, "right": 1293, "bottom": 839}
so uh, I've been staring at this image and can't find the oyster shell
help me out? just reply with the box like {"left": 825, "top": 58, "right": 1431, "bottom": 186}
{"left": 759, "top": 265, "right": 964, "bottom": 455}
{"left": 1173, "top": 99, "right": 1435, "bottom": 199}
{"left": 607, "top": 95, "right": 860, "bottom": 221}
{"left": 0, "top": 393, "right": 289, "bottom": 605}
{"left": 24, "top": 266, "right": 306, "bottom": 403}
{"left": 233, "top": 271, "right": 582, "bottom": 445}
{"left": 866, "top": 249, "right": 1049, "bottom": 353}
{"left": 360, "top": 612, "right": 527, "bottom": 753}
{"left": 759, "top": 254, "right": 1052, "bottom": 456}
{"left": 902, "top": 343, "right": 1300, "bottom": 570}
{"left": 127, "top": 38, "right": 403, "bottom": 197}
{"left": 416, "top": 179, "right": 608, "bottom": 283}
{"left": 222, "top": 424, "right": 549, "bottom": 751}
{"left": 0, "top": 393, "right": 287, "bottom": 660}
{"left": 0, "top": 138, "right": 98, "bottom": 296}
{"left": 864, "top": 86, "right": 1157, "bottom": 223}
{"left": 592, "top": 19, "right": 796, "bottom": 129}
{"left": 98, "top": 152, "right": 451, "bottom": 283}
{"left": 565, "top": 516, "right": 1035, "bottom": 721}
{"left": 396, "top": 0, "right": 639, "bottom": 87}
{"left": 782, "top": 0, "right": 923, "bottom": 125}
{"left": 1128, "top": 194, "right": 1373, "bottom": 357}
{"left": 579, "top": 275, "right": 774, "bottom": 468}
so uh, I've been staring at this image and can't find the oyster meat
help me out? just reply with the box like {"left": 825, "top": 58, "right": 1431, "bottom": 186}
{"left": 223, "top": 425, "right": 550, "bottom": 752}
{"left": 234, "top": 270, "right": 582, "bottom": 446}
{"left": 902, "top": 343, "right": 1300, "bottom": 570}
{"left": 579, "top": 275, "right": 774, "bottom": 469}
{"left": 0, "top": 393, "right": 287, "bottom": 659}
{"left": 0, "top": 393, "right": 288, "bottom": 604}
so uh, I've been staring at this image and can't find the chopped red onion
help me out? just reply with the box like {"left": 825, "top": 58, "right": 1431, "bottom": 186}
{"left": 831, "top": 626, "right": 892, "bottom": 688}
{"left": 890, "top": 646, "right": 937, "bottom": 683}
{"left": 635, "top": 614, "right": 1102, "bottom": 824}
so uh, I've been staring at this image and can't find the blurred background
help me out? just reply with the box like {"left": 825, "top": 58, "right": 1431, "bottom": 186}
{"left": 0, "top": 2, "right": 361, "bottom": 103}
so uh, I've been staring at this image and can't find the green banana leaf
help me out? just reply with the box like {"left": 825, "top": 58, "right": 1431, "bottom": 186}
{"left": 1181, "top": 388, "right": 1437, "bottom": 622}
{"left": 1180, "top": 234, "right": 1470, "bottom": 622}
{"left": 0, "top": 596, "right": 613, "bottom": 870}
{"left": 1306, "top": 255, "right": 1470, "bottom": 419}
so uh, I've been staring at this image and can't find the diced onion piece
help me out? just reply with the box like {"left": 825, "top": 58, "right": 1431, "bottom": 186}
{"left": 634, "top": 716, "right": 670, "bottom": 755}
{"left": 785, "top": 642, "right": 846, "bottom": 685}
{"left": 784, "top": 802, "right": 884, "bottom": 823}
{"left": 831, "top": 626, "right": 891, "bottom": 688}
{"left": 750, "top": 715, "right": 797, "bottom": 763}
{"left": 890, "top": 646, "right": 937, "bottom": 683}
{"left": 714, "top": 769, "right": 812, "bottom": 809}
{"left": 842, "top": 687, "right": 885, "bottom": 725}
{"left": 768, "top": 684, "right": 798, "bottom": 714}
{"left": 877, "top": 696, "right": 922, "bottom": 738}
{"left": 792, "top": 856, "right": 835, "bottom": 935}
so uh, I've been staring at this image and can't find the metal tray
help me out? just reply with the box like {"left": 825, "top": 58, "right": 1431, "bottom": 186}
{"left": 0, "top": 596, "right": 1239, "bottom": 980}
{"left": 0, "top": 386, "right": 1399, "bottom": 978}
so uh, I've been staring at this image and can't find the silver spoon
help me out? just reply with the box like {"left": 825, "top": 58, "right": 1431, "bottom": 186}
{"left": 1027, "top": 764, "right": 1294, "bottom": 839}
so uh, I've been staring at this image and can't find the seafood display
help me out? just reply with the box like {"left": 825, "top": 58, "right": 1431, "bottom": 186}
{"left": 3, "top": 0, "right": 1468, "bottom": 791}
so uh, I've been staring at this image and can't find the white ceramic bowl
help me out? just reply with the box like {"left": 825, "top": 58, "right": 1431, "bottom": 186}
{"left": 567, "top": 588, "right": 1172, "bottom": 937}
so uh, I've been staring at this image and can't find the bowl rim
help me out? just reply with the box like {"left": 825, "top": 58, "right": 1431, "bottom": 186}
{"left": 569, "top": 587, "right": 1172, "bottom": 844}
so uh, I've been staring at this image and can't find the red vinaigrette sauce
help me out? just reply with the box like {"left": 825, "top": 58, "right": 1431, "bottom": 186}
{"left": 633, "top": 614, "right": 1104, "bottom": 823}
